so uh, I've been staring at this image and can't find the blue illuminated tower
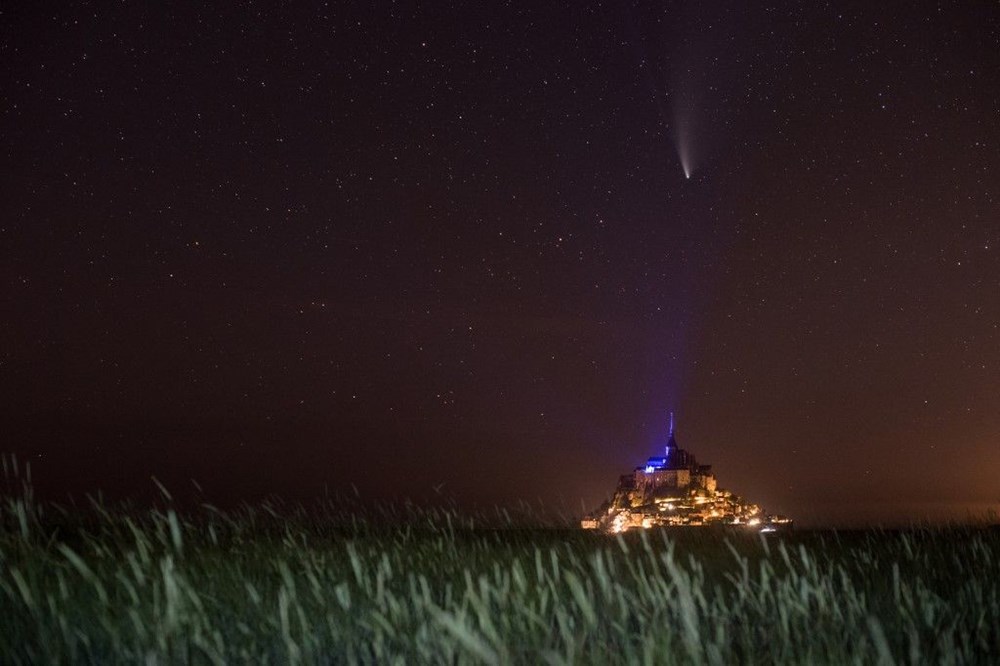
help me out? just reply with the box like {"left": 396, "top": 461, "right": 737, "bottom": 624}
{"left": 665, "top": 411, "right": 676, "bottom": 458}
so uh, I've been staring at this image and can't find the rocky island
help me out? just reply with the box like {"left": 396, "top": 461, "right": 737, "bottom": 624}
{"left": 581, "top": 416, "right": 791, "bottom": 533}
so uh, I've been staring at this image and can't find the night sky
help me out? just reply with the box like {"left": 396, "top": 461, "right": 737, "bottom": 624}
{"left": 3, "top": 2, "right": 999, "bottom": 525}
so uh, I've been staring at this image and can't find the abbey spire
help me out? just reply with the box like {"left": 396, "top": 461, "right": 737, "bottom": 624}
{"left": 666, "top": 411, "right": 677, "bottom": 456}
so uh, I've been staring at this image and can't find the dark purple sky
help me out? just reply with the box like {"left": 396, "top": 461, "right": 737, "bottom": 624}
{"left": 3, "top": 1, "right": 999, "bottom": 525}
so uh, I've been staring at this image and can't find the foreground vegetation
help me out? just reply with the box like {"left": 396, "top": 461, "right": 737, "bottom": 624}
{"left": 2, "top": 474, "right": 999, "bottom": 662}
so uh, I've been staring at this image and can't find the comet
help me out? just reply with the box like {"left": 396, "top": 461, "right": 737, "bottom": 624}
{"left": 675, "top": 113, "right": 695, "bottom": 179}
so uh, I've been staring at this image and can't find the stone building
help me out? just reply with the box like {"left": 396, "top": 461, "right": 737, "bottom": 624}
{"left": 632, "top": 417, "right": 717, "bottom": 496}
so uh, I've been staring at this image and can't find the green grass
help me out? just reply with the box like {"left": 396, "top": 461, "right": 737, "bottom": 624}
{"left": 2, "top": 472, "right": 999, "bottom": 663}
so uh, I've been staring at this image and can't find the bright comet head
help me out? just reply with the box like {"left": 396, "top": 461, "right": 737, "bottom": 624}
{"left": 678, "top": 143, "right": 693, "bottom": 179}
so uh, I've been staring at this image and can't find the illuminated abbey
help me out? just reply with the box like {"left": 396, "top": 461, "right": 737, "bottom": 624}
{"left": 581, "top": 415, "right": 791, "bottom": 533}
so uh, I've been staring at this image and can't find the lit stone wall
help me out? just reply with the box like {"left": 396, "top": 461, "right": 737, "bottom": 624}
{"left": 676, "top": 469, "right": 691, "bottom": 487}
{"left": 635, "top": 469, "right": 678, "bottom": 488}
{"left": 634, "top": 468, "right": 692, "bottom": 491}
{"left": 631, "top": 467, "right": 718, "bottom": 500}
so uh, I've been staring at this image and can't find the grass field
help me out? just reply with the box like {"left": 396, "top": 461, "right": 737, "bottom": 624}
{"left": 2, "top": 472, "right": 999, "bottom": 663}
